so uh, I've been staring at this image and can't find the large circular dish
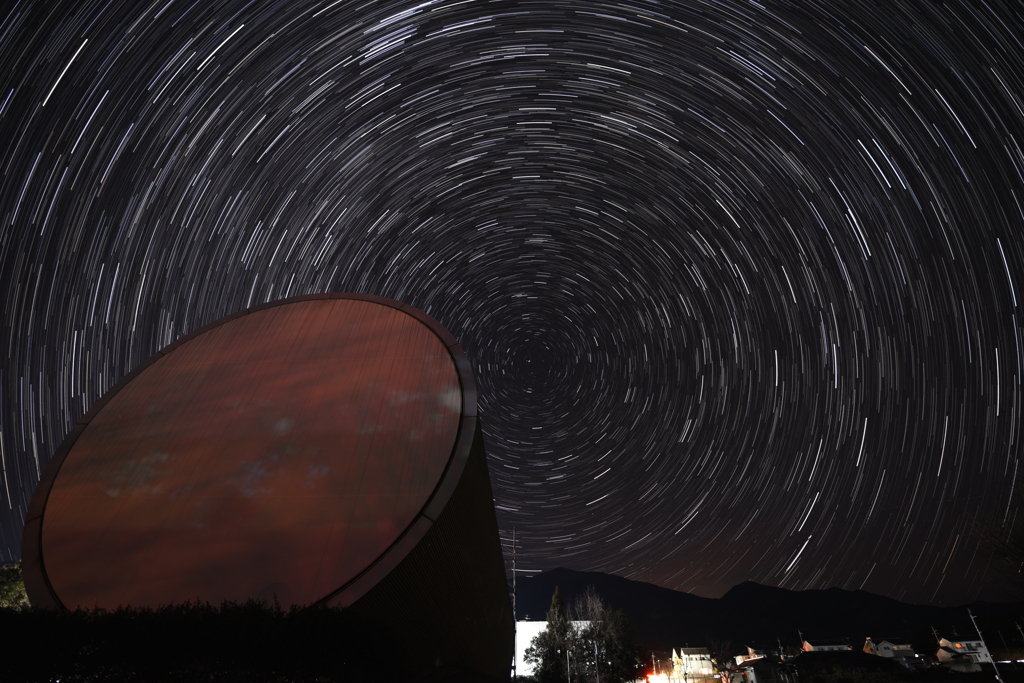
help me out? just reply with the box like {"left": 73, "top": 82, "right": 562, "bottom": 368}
{"left": 22, "top": 293, "right": 478, "bottom": 610}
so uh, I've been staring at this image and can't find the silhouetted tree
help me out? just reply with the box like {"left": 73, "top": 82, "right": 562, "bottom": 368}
{"left": 590, "top": 604, "right": 643, "bottom": 683}
{"left": 526, "top": 585, "right": 642, "bottom": 683}
{"left": 526, "top": 585, "right": 572, "bottom": 683}
{"left": 707, "top": 640, "right": 739, "bottom": 683}
{"left": 973, "top": 470, "right": 1024, "bottom": 598}
{"left": 0, "top": 562, "right": 29, "bottom": 609}
{"left": 0, "top": 599, "right": 399, "bottom": 682}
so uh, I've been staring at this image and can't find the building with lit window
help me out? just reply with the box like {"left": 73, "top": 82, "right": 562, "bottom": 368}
{"left": 936, "top": 637, "right": 993, "bottom": 672}
{"left": 863, "top": 638, "right": 922, "bottom": 669}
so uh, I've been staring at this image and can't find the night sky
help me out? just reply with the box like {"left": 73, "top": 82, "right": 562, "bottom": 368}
{"left": 1, "top": 0, "right": 1022, "bottom": 606}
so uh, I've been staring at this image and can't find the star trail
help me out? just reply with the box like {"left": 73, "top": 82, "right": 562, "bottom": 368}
{"left": 1, "top": 0, "right": 1022, "bottom": 606}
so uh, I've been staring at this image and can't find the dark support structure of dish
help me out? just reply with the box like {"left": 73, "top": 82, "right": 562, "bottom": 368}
{"left": 23, "top": 293, "right": 513, "bottom": 680}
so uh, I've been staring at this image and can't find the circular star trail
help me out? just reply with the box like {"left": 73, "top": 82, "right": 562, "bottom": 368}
{"left": 1, "top": 0, "right": 1022, "bottom": 605}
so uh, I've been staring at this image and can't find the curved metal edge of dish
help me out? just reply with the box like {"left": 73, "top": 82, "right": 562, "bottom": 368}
{"left": 314, "top": 302, "right": 479, "bottom": 607}
{"left": 321, "top": 413, "right": 478, "bottom": 608}
{"left": 22, "top": 292, "right": 476, "bottom": 611}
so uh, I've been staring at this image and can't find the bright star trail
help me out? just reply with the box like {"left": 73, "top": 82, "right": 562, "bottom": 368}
{"left": 1, "top": 0, "right": 1022, "bottom": 605}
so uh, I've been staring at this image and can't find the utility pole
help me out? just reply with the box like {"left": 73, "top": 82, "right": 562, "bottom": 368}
{"left": 511, "top": 528, "right": 516, "bottom": 680}
{"left": 968, "top": 609, "right": 1005, "bottom": 683}
{"left": 595, "top": 641, "right": 601, "bottom": 683}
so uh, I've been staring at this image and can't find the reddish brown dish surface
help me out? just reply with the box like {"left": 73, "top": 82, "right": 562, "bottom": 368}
{"left": 40, "top": 298, "right": 462, "bottom": 609}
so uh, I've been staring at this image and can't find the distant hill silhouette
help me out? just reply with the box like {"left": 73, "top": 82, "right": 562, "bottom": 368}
{"left": 515, "top": 568, "right": 1024, "bottom": 655}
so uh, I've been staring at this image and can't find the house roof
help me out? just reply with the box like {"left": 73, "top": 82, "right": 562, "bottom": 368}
{"left": 735, "top": 657, "right": 766, "bottom": 668}
{"left": 745, "top": 643, "right": 782, "bottom": 652}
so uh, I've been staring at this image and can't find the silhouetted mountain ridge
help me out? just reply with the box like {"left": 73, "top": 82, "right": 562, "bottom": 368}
{"left": 515, "top": 568, "right": 1024, "bottom": 654}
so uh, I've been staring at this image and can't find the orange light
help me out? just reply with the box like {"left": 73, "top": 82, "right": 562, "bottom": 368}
{"left": 955, "top": 644, "right": 963, "bottom": 648}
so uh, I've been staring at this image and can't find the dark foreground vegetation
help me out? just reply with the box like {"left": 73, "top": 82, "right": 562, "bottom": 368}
{"left": 1, "top": 599, "right": 407, "bottom": 683}
{"left": 796, "top": 664, "right": 1024, "bottom": 683}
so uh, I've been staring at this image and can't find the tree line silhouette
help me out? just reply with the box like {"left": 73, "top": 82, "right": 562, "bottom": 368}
{"left": 1, "top": 568, "right": 402, "bottom": 683}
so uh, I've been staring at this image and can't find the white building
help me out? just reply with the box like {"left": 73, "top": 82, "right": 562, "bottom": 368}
{"left": 513, "top": 620, "right": 591, "bottom": 678}
{"left": 671, "top": 647, "right": 715, "bottom": 682}
{"left": 937, "top": 637, "right": 993, "bottom": 672}
{"left": 514, "top": 620, "right": 549, "bottom": 678}
{"left": 864, "top": 639, "right": 922, "bottom": 669}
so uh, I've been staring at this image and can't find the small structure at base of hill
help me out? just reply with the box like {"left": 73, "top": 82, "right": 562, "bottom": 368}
{"left": 936, "top": 636, "right": 994, "bottom": 672}
{"left": 801, "top": 639, "right": 851, "bottom": 652}
{"left": 733, "top": 646, "right": 791, "bottom": 683}
{"left": 863, "top": 638, "right": 923, "bottom": 670}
